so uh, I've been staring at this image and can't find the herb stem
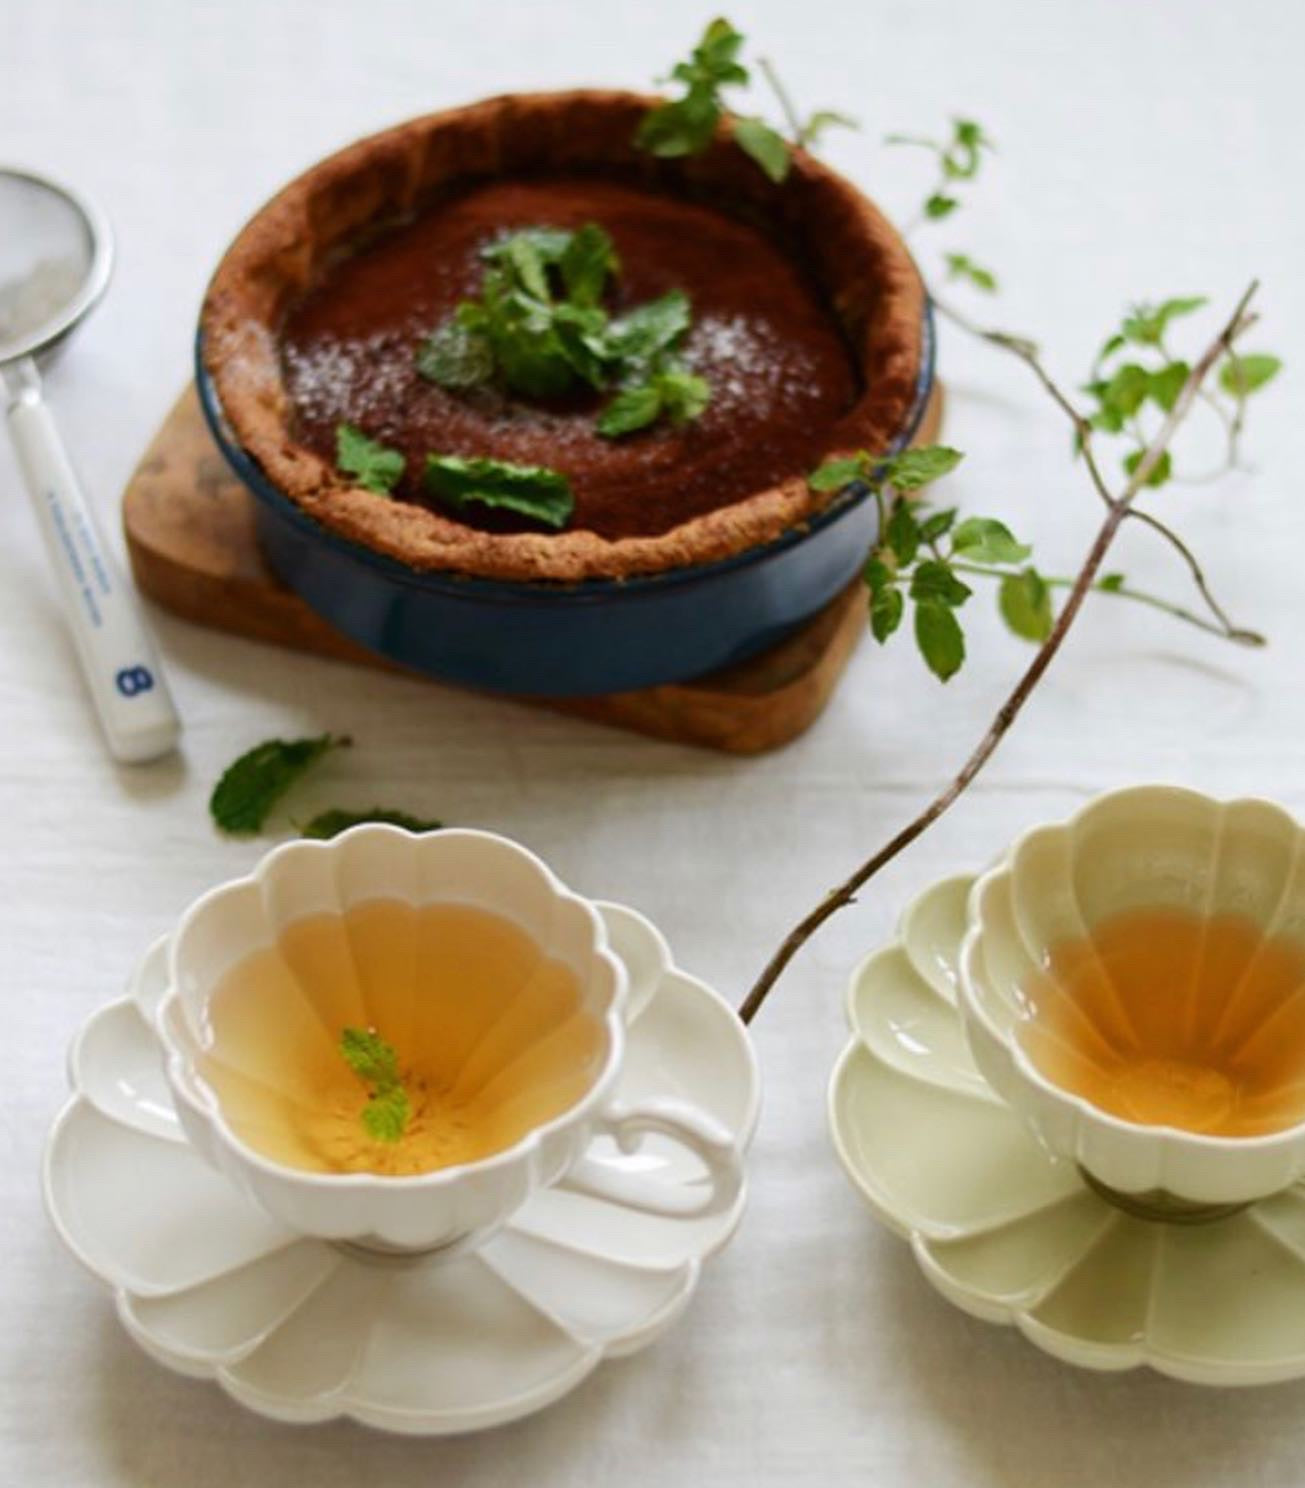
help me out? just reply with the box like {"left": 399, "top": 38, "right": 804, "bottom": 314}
{"left": 756, "top": 56, "right": 805, "bottom": 142}
{"left": 928, "top": 291, "right": 1257, "bottom": 638}
{"left": 948, "top": 561, "right": 1262, "bottom": 645}
{"left": 739, "top": 283, "right": 1259, "bottom": 1026}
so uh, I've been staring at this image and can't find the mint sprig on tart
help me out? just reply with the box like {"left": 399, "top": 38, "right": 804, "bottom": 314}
{"left": 415, "top": 222, "right": 710, "bottom": 441}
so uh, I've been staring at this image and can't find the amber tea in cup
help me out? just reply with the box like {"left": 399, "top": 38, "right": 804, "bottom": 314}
{"left": 1015, "top": 906, "right": 1305, "bottom": 1137}
{"left": 198, "top": 900, "right": 606, "bottom": 1176}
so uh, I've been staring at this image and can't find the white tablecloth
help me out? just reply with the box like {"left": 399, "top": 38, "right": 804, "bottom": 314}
{"left": 5, "top": 1, "right": 1305, "bottom": 1482}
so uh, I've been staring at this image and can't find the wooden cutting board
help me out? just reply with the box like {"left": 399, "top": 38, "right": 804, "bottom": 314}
{"left": 123, "top": 383, "right": 942, "bottom": 754}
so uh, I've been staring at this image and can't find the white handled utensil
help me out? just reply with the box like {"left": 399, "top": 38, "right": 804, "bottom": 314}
{"left": 0, "top": 167, "right": 180, "bottom": 763}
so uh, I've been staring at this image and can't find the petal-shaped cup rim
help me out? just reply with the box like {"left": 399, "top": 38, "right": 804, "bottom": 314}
{"left": 155, "top": 825, "right": 628, "bottom": 1193}
{"left": 959, "top": 784, "right": 1305, "bottom": 1162}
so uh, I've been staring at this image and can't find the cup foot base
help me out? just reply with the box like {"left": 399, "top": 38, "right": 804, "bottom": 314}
{"left": 1078, "top": 1167, "right": 1252, "bottom": 1226}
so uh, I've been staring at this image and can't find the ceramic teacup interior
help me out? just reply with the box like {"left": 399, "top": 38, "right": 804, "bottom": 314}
{"left": 971, "top": 792, "right": 1305, "bottom": 1138}
{"left": 196, "top": 896, "right": 610, "bottom": 1175}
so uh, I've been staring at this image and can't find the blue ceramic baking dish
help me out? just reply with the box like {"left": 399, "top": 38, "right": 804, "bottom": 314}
{"left": 195, "top": 308, "right": 934, "bottom": 698}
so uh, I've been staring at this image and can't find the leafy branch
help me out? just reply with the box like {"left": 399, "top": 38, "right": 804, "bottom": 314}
{"left": 637, "top": 17, "right": 855, "bottom": 182}
{"left": 635, "top": 23, "right": 1279, "bottom": 1023}
{"left": 739, "top": 285, "right": 1262, "bottom": 1024}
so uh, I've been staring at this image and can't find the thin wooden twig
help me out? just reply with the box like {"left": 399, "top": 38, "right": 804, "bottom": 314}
{"left": 738, "top": 283, "right": 1259, "bottom": 1025}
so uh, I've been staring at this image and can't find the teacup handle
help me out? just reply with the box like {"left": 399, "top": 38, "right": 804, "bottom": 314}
{"left": 562, "top": 1097, "right": 744, "bottom": 1219}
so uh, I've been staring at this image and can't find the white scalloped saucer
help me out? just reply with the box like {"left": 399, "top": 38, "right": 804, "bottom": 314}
{"left": 44, "top": 902, "right": 759, "bottom": 1434}
{"left": 829, "top": 874, "right": 1305, "bottom": 1387}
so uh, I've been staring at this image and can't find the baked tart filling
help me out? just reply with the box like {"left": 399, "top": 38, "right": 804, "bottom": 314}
{"left": 201, "top": 91, "right": 925, "bottom": 582}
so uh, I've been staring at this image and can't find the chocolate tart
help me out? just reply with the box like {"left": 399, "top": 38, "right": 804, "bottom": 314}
{"left": 197, "top": 90, "right": 933, "bottom": 695}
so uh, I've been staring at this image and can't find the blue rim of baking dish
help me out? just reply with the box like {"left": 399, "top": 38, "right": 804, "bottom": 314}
{"left": 193, "top": 297, "right": 936, "bottom": 607}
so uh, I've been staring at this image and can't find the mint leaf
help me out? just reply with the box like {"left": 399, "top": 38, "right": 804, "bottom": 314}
{"left": 606, "top": 290, "right": 693, "bottom": 366}
{"left": 944, "top": 252, "right": 998, "bottom": 293}
{"left": 635, "top": 90, "right": 722, "bottom": 157}
{"left": 882, "top": 445, "right": 964, "bottom": 491}
{"left": 941, "top": 118, "right": 991, "bottom": 180}
{"left": 733, "top": 115, "right": 791, "bottom": 182}
{"left": 1097, "top": 363, "right": 1151, "bottom": 420}
{"left": 336, "top": 424, "right": 405, "bottom": 494}
{"left": 952, "top": 516, "right": 1030, "bottom": 565}
{"left": 910, "top": 560, "right": 972, "bottom": 608}
{"left": 416, "top": 321, "right": 494, "bottom": 390}
{"left": 657, "top": 366, "right": 711, "bottom": 424}
{"left": 1122, "top": 296, "right": 1207, "bottom": 347}
{"left": 636, "top": 18, "right": 748, "bottom": 160}
{"left": 869, "top": 584, "right": 904, "bottom": 643}
{"left": 999, "top": 568, "right": 1054, "bottom": 642}
{"left": 425, "top": 454, "right": 574, "bottom": 529}
{"left": 809, "top": 455, "right": 866, "bottom": 492}
{"left": 684, "top": 16, "right": 748, "bottom": 82}
{"left": 340, "top": 1026, "right": 410, "bottom": 1144}
{"left": 914, "top": 599, "right": 966, "bottom": 680}
{"left": 362, "top": 1086, "right": 411, "bottom": 1144}
{"left": 1219, "top": 352, "right": 1282, "bottom": 398}
{"left": 210, "top": 735, "right": 351, "bottom": 835}
{"left": 301, "top": 807, "right": 443, "bottom": 841}
{"left": 1123, "top": 447, "right": 1173, "bottom": 488}
{"left": 493, "top": 233, "right": 551, "bottom": 301}
{"left": 597, "top": 382, "right": 664, "bottom": 438}
{"left": 919, "top": 507, "right": 957, "bottom": 543}
{"left": 552, "top": 302, "right": 614, "bottom": 388}
{"left": 559, "top": 223, "right": 620, "bottom": 307}
{"left": 340, "top": 1026, "right": 401, "bottom": 1087}
{"left": 886, "top": 501, "right": 921, "bottom": 564}
{"left": 597, "top": 364, "right": 710, "bottom": 438}
{"left": 1148, "top": 361, "right": 1190, "bottom": 413}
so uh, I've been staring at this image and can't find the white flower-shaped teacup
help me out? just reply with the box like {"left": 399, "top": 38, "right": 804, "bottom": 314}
{"left": 960, "top": 786, "right": 1305, "bottom": 1215}
{"left": 156, "top": 826, "right": 743, "bottom": 1254}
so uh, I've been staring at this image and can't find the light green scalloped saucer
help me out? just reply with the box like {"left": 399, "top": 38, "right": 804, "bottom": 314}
{"left": 828, "top": 874, "right": 1305, "bottom": 1387}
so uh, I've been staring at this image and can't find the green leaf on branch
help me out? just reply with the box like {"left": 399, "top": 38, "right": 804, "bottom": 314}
{"left": 914, "top": 599, "right": 966, "bottom": 680}
{"left": 945, "top": 252, "right": 998, "bottom": 293}
{"left": 941, "top": 118, "right": 992, "bottom": 180}
{"left": 798, "top": 109, "right": 858, "bottom": 148}
{"left": 636, "top": 18, "right": 746, "bottom": 161}
{"left": 1148, "top": 361, "right": 1190, "bottom": 412}
{"left": 1121, "top": 296, "right": 1207, "bottom": 347}
{"left": 919, "top": 507, "right": 957, "bottom": 542}
{"left": 951, "top": 516, "right": 1031, "bottom": 565}
{"left": 1219, "top": 352, "right": 1282, "bottom": 398}
{"left": 809, "top": 454, "right": 867, "bottom": 492}
{"left": 886, "top": 502, "right": 921, "bottom": 564}
{"left": 910, "top": 560, "right": 972, "bottom": 608}
{"left": 869, "top": 584, "right": 904, "bottom": 643}
{"left": 1123, "top": 448, "right": 1173, "bottom": 488}
{"left": 881, "top": 445, "right": 964, "bottom": 491}
{"left": 998, "top": 568, "right": 1054, "bottom": 642}
{"left": 1097, "top": 572, "right": 1126, "bottom": 593}
{"left": 925, "top": 192, "right": 958, "bottom": 219}
{"left": 733, "top": 115, "right": 792, "bottom": 182}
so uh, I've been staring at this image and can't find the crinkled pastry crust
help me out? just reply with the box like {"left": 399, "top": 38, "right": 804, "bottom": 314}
{"left": 201, "top": 90, "right": 926, "bottom": 583}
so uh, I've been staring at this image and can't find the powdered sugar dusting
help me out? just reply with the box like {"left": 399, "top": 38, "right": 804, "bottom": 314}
{"left": 282, "top": 332, "right": 413, "bottom": 430}
{"left": 686, "top": 310, "right": 821, "bottom": 414}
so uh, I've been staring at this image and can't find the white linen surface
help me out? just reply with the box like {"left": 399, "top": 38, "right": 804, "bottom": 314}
{"left": 4, "top": 1, "right": 1304, "bottom": 1482}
